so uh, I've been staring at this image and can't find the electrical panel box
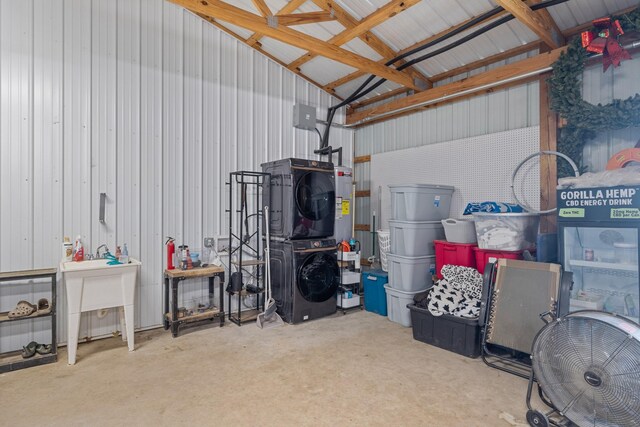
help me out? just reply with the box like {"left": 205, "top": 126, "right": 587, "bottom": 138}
{"left": 293, "top": 104, "right": 317, "bottom": 131}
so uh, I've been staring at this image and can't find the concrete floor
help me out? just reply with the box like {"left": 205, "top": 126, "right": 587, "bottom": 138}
{"left": 1, "top": 310, "right": 534, "bottom": 426}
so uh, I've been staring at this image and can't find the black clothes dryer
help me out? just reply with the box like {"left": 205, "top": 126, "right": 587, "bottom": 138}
{"left": 262, "top": 158, "right": 335, "bottom": 240}
{"left": 269, "top": 238, "right": 339, "bottom": 324}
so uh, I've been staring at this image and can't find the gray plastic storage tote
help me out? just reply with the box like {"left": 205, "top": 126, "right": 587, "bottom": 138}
{"left": 389, "top": 220, "right": 444, "bottom": 256}
{"left": 387, "top": 253, "right": 435, "bottom": 292}
{"left": 389, "top": 184, "right": 454, "bottom": 221}
{"left": 384, "top": 285, "right": 428, "bottom": 327}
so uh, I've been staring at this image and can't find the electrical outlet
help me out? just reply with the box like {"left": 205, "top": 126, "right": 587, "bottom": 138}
{"left": 203, "top": 237, "right": 215, "bottom": 248}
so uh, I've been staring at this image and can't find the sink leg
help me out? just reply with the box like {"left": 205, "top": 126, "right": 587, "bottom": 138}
{"left": 123, "top": 304, "right": 135, "bottom": 351}
{"left": 119, "top": 307, "right": 127, "bottom": 342}
{"left": 68, "top": 312, "right": 81, "bottom": 365}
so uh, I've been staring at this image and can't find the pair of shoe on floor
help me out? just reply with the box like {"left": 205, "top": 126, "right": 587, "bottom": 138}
{"left": 22, "top": 341, "right": 52, "bottom": 359}
{"left": 7, "top": 298, "right": 51, "bottom": 319}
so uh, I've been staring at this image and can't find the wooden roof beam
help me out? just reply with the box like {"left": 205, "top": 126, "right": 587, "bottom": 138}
{"left": 276, "top": 12, "right": 336, "bottom": 26}
{"left": 288, "top": 0, "right": 420, "bottom": 70}
{"left": 347, "top": 46, "right": 566, "bottom": 124}
{"left": 245, "top": 0, "right": 307, "bottom": 47}
{"left": 322, "top": 5, "right": 510, "bottom": 93}
{"left": 310, "top": 0, "right": 432, "bottom": 89}
{"left": 527, "top": 0, "right": 564, "bottom": 45}
{"left": 494, "top": 0, "right": 564, "bottom": 49}
{"left": 173, "top": 0, "right": 420, "bottom": 90}
{"left": 251, "top": 0, "right": 272, "bottom": 17}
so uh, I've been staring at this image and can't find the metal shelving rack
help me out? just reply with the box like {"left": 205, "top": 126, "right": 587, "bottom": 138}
{"left": 226, "top": 171, "right": 270, "bottom": 326}
{"left": 0, "top": 268, "right": 57, "bottom": 373}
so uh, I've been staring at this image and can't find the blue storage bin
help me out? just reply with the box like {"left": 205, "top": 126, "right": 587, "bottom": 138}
{"left": 363, "top": 270, "right": 388, "bottom": 316}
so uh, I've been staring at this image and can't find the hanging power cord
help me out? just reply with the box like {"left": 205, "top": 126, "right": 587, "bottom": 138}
{"left": 320, "top": 0, "right": 569, "bottom": 146}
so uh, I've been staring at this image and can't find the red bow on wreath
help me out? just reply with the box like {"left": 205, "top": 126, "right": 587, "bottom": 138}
{"left": 581, "top": 17, "right": 632, "bottom": 72}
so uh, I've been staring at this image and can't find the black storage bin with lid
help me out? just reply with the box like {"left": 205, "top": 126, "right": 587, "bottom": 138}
{"left": 408, "top": 304, "right": 481, "bottom": 358}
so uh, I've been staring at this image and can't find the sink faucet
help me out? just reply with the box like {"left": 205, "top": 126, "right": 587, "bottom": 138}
{"left": 96, "top": 244, "right": 109, "bottom": 259}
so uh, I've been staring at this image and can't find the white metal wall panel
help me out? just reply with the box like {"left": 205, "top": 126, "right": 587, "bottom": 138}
{"left": 139, "top": 0, "right": 164, "bottom": 328}
{"left": 370, "top": 126, "right": 541, "bottom": 230}
{"left": 0, "top": 0, "right": 34, "bottom": 353}
{"left": 0, "top": 0, "right": 354, "bottom": 349}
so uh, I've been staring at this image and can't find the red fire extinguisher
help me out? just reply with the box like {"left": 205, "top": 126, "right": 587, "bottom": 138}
{"left": 165, "top": 237, "right": 175, "bottom": 270}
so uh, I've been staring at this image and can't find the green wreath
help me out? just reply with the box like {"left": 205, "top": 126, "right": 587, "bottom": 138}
{"left": 548, "top": 7, "right": 640, "bottom": 176}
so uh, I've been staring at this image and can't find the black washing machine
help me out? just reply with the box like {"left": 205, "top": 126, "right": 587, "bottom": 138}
{"left": 269, "top": 238, "right": 339, "bottom": 324}
{"left": 262, "top": 158, "right": 335, "bottom": 239}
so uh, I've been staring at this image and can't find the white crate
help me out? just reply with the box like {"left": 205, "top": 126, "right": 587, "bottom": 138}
{"left": 337, "top": 293, "right": 361, "bottom": 309}
{"left": 340, "top": 270, "right": 361, "bottom": 285}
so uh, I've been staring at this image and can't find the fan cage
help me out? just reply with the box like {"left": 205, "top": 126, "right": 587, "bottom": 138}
{"left": 531, "top": 311, "right": 640, "bottom": 427}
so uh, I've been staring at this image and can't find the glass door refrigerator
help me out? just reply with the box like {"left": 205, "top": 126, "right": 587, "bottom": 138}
{"left": 557, "top": 185, "right": 640, "bottom": 324}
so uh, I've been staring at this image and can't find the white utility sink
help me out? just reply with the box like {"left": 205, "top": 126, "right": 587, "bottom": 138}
{"left": 59, "top": 258, "right": 142, "bottom": 365}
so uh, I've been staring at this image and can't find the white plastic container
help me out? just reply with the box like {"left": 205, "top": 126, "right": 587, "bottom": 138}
{"left": 378, "top": 230, "right": 390, "bottom": 272}
{"left": 389, "top": 184, "right": 454, "bottom": 221}
{"left": 387, "top": 253, "right": 435, "bottom": 292}
{"left": 384, "top": 285, "right": 429, "bottom": 327}
{"left": 62, "top": 237, "right": 73, "bottom": 262}
{"left": 441, "top": 218, "right": 477, "bottom": 244}
{"left": 389, "top": 220, "right": 444, "bottom": 256}
{"left": 472, "top": 212, "right": 540, "bottom": 251}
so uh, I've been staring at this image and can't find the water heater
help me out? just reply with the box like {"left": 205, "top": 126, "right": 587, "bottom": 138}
{"left": 334, "top": 166, "right": 353, "bottom": 243}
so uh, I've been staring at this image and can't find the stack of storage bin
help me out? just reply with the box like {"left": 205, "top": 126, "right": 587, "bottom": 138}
{"left": 435, "top": 214, "right": 536, "bottom": 275}
{"left": 384, "top": 184, "right": 454, "bottom": 327}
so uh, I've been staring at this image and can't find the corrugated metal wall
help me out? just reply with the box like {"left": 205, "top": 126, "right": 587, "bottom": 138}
{"left": 0, "top": 0, "right": 353, "bottom": 350}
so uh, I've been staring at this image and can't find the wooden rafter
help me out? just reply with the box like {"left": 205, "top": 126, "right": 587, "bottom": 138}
{"left": 310, "top": 0, "right": 432, "bottom": 88}
{"left": 494, "top": 0, "right": 563, "bottom": 49}
{"left": 245, "top": 0, "right": 306, "bottom": 48}
{"left": 322, "top": 0, "right": 565, "bottom": 93}
{"left": 276, "top": 12, "right": 336, "bottom": 26}
{"left": 347, "top": 47, "right": 566, "bottom": 125}
{"left": 172, "top": 0, "right": 420, "bottom": 90}
{"left": 528, "top": 0, "right": 564, "bottom": 45}
{"left": 322, "top": 5, "right": 511, "bottom": 93}
{"left": 288, "top": 0, "right": 420, "bottom": 71}
{"left": 251, "top": 0, "right": 271, "bottom": 17}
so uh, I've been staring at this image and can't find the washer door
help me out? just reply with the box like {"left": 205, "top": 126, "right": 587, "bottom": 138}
{"left": 295, "top": 172, "right": 334, "bottom": 221}
{"left": 297, "top": 252, "right": 340, "bottom": 303}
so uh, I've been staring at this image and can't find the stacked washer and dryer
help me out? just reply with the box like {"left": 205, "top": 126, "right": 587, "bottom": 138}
{"left": 261, "top": 158, "right": 340, "bottom": 324}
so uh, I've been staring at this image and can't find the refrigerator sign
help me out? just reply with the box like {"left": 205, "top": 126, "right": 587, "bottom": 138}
{"left": 611, "top": 208, "right": 640, "bottom": 219}
{"left": 558, "top": 186, "right": 640, "bottom": 221}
